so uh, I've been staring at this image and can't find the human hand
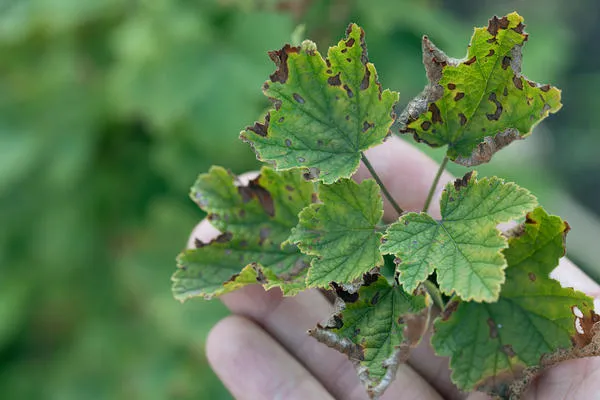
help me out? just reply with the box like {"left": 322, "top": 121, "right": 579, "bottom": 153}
{"left": 190, "top": 137, "right": 600, "bottom": 400}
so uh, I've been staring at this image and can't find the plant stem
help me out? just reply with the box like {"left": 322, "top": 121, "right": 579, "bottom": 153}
{"left": 360, "top": 153, "right": 403, "bottom": 216}
{"left": 422, "top": 280, "right": 445, "bottom": 310}
{"left": 422, "top": 156, "right": 449, "bottom": 213}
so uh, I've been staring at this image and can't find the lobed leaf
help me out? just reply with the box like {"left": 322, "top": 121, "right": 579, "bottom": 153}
{"left": 172, "top": 166, "right": 314, "bottom": 301}
{"left": 399, "top": 12, "right": 561, "bottom": 166}
{"left": 310, "top": 275, "right": 430, "bottom": 399}
{"left": 431, "top": 208, "right": 598, "bottom": 396}
{"left": 241, "top": 23, "right": 399, "bottom": 184}
{"left": 287, "top": 179, "right": 384, "bottom": 287}
{"left": 381, "top": 171, "right": 537, "bottom": 301}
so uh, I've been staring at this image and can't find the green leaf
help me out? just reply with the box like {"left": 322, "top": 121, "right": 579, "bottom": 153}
{"left": 381, "top": 171, "right": 537, "bottom": 301}
{"left": 287, "top": 179, "right": 384, "bottom": 287}
{"left": 240, "top": 23, "right": 399, "bottom": 184}
{"left": 172, "top": 166, "right": 314, "bottom": 301}
{"left": 310, "top": 275, "right": 430, "bottom": 399}
{"left": 431, "top": 208, "right": 596, "bottom": 395}
{"left": 400, "top": 12, "right": 561, "bottom": 166}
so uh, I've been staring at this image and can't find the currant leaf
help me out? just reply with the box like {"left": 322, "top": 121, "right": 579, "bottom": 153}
{"left": 172, "top": 166, "right": 314, "bottom": 301}
{"left": 431, "top": 208, "right": 597, "bottom": 396}
{"left": 310, "top": 275, "right": 430, "bottom": 399}
{"left": 399, "top": 12, "right": 561, "bottom": 166}
{"left": 240, "top": 23, "right": 399, "bottom": 184}
{"left": 287, "top": 178, "right": 384, "bottom": 287}
{"left": 381, "top": 171, "right": 537, "bottom": 302}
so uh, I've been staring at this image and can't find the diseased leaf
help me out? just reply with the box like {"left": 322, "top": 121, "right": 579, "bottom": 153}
{"left": 287, "top": 179, "right": 384, "bottom": 287}
{"left": 381, "top": 171, "right": 537, "bottom": 301}
{"left": 310, "top": 275, "right": 430, "bottom": 399}
{"left": 240, "top": 23, "right": 399, "bottom": 184}
{"left": 399, "top": 12, "right": 561, "bottom": 166}
{"left": 172, "top": 166, "right": 314, "bottom": 301}
{"left": 431, "top": 208, "right": 597, "bottom": 396}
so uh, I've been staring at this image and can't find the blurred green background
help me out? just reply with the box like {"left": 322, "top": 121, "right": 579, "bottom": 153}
{"left": 1, "top": 0, "right": 599, "bottom": 398}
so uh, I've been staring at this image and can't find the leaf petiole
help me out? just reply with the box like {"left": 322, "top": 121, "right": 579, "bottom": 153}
{"left": 422, "top": 156, "right": 449, "bottom": 213}
{"left": 360, "top": 152, "right": 404, "bottom": 217}
{"left": 422, "top": 279, "right": 445, "bottom": 310}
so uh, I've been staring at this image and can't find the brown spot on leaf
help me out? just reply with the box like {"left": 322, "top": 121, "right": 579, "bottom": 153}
{"left": 464, "top": 56, "right": 477, "bottom": 66}
{"left": 246, "top": 114, "right": 270, "bottom": 137}
{"left": 259, "top": 227, "right": 271, "bottom": 245}
{"left": 459, "top": 113, "right": 467, "bottom": 126}
{"left": 346, "top": 37, "right": 355, "bottom": 47}
{"left": 528, "top": 272, "right": 536, "bottom": 282}
{"left": 421, "top": 121, "right": 431, "bottom": 131}
{"left": 486, "top": 92, "right": 503, "bottom": 121}
{"left": 341, "top": 48, "right": 347, "bottom": 53}
{"left": 573, "top": 310, "right": 600, "bottom": 347}
{"left": 343, "top": 84, "right": 354, "bottom": 98}
{"left": 454, "top": 92, "right": 465, "bottom": 101}
{"left": 360, "top": 65, "right": 371, "bottom": 90}
{"left": 502, "top": 56, "right": 511, "bottom": 70}
{"left": 454, "top": 128, "right": 522, "bottom": 167}
{"left": 503, "top": 87, "right": 508, "bottom": 96}
{"left": 370, "top": 291, "right": 381, "bottom": 305}
{"left": 487, "top": 318, "right": 498, "bottom": 339}
{"left": 293, "top": 93, "right": 305, "bottom": 104}
{"left": 285, "top": 139, "right": 292, "bottom": 147}
{"left": 447, "top": 83, "right": 456, "bottom": 90}
{"left": 331, "top": 282, "right": 359, "bottom": 303}
{"left": 540, "top": 84, "right": 551, "bottom": 92}
{"left": 487, "top": 37, "right": 498, "bottom": 44}
{"left": 268, "top": 44, "right": 300, "bottom": 83}
{"left": 441, "top": 300, "right": 460, "bottom": 321}
{"left": 362, "top": 121, "right": 374, "bottom": 133}
{"left": 332, "top": 315, "right": 344, "bottom": 329}
{"left": 253, "top": 264, "right": 267, "bottom": 283}
{"left": 525, "top": 213, "right": 538, "bottom": 225}
{"left": 363, "top": 273, "right": 379, "bottom": 286}
{"left": 278, "top": 116, "right": 284, "bottom": 123}
{"left": 225, "top": 272, "right": 240, "bottom": 284}
{"left": 486, "top": 49, "right": 495, "bottom": 57}
{"left": 487, "top": 15, "right": 510, "bottom": 36}
{"left": 429, "top": 103, "right": 443, "bottom": 124}
{"left": 308, "top": 327, "right": 365, "bottom": 361}
{"left": 327, "top": 73, "right": 341, "bottom": 86}
{"left": 502, "top": 344, "right": 516, "bottom": 358}
{"left": 346, "top": 58, "right": 352, "bottom": 63}
{"left": 453, "top": 171, "right": 474, "bottom": 191}
{"left": 512, "top": 22, "right": 525, "bottom": 34}
{"left": 285, "top": 185, "right": 294, "bottom": 192}
{"left": 238, "top": 178, "right": 275, "bottom": 217}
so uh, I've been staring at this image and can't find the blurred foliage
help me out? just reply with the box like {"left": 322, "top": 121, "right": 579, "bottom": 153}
{"left": 0, "top": 0, "right": 598, "bottom": 398}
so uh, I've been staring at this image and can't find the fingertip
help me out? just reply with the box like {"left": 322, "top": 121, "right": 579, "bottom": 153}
{"left": 187, "top": 219, "right": 221, "bottom": 249}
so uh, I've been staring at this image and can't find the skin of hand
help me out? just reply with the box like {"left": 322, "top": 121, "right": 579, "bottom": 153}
{"left": 188, "top": 136, "right": 600, "bottom": 400}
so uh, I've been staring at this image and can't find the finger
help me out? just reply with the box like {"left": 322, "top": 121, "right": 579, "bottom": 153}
{"left": 208, "top": 315, "right": 443, "bottom": 400}
{"left": 552, "top": 258, "right": 600, "bottom": 312}
{"left": 206, "top": 315, "right": 334, "bottom": 400}
{"left": 525, "top": 357, "right": 600, "bottom": 399}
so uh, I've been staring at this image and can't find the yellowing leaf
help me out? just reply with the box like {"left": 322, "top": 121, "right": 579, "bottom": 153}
{"left": 310, "top": 275, "right": 430, "bottom": 399}
{"left": 381, "top": 171, "right": 537, "bottom": 301}
{"left": 400, "top": 12, "right": 561, "bottom": 166}
{"left": 431, "top": 208, "right": 597, "bottom": 396}
{"left": 287, "top": 179, "right": 384, "bottom": 287}
{"left": 172, "top": 166, "right": 314, "bottom": 301}
{"left": 241, "top": 24, "right": 399, "bottom": 184}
